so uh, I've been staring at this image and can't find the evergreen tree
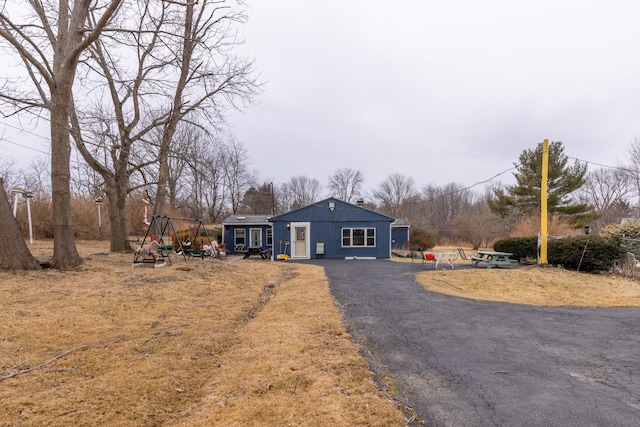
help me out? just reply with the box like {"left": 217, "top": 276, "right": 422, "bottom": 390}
{"left": 489, "top": 141, "right": 592, "bottom": 225}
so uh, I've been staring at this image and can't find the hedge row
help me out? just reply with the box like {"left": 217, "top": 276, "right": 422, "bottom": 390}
{"left": 493, "top": 236, "right": 624, "bottom": 272}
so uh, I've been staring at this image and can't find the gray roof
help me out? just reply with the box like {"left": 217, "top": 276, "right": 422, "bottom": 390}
{"left": 391, "top": 218, "right": 410, "bottom": 227}
{"left": 222, "top": 214, "right": 271, "bottom": 226}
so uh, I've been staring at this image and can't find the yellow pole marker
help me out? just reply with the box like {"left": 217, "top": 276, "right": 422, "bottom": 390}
{"left": 540, "top": 139, "right": 549, "bottom": 265}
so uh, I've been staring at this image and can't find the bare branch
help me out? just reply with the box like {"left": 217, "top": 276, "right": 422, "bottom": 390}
{"left": 1, "top": 342, "right": 106, "bottom": 381}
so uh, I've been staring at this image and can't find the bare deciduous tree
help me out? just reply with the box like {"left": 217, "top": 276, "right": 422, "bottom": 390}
{"left": 284, "top": 176, "right": 322, "bottom": 210}
{"left": 451, "top": 201, "right": 505, "bottom": 249}
{"left": 578, "top": 167, "right": 632, "bottom": 233}
{"left": 0, "top": 0, "right": 123, "bottom": 268}
{"left": 327, "top": 168, "right": 364, "bottom": 203}
{"left": 621, "top": 136, "right": 640, "bottom": 216}
{"left": 0, "top": 159, "right": 21, "bottom": 195}
{"left": 151, "top": 0, "right": 261, "bottom": 215}
{"left": 420, "top": 182, "right": 474, "bottom": 239}
{"left": 67, "top": 0, "right": 259, "bottom": 250}
{"left": 371, "top": 173, "right": 416, "bottom": 217}
{"left": 221, "top": 136, "right": 257, "bottom": 214}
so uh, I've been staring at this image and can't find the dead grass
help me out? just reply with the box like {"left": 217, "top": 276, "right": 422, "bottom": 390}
{"left": 5, "top": 241, "right": 638, "bottom": 426}
{"left": 404, "top": 247, "right": 640, "bottom": 307}
{"left": 0, "top": 240, "right": 406, "bottom": 426}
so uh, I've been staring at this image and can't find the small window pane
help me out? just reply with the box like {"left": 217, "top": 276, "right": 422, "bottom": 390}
{"left": 353, "top": 229, "right": 365, "bottom": 246}
{"left": 235, "top": 229, "right": 246, "bottom": 245}
{"left": 342, "top": 229, "right": 350, "bottom": 246}
{"left": 367, "top": 229, "right": 375, "bottom": 246}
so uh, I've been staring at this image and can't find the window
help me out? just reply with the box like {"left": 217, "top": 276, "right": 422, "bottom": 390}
{"left": 234, "top": 229, "right": 246, "bottom": 246}
{"left": 342, "top": 228, "right": 376, "bottom": 247}
{"left": 266, "top": 228, "right": 273, "bottom": 246}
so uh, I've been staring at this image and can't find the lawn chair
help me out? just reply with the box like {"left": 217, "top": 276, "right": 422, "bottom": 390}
{"left": 457, "top": 248, "right": 475, "bottom": 263}
{"left": 410, "top": 248, "right": 424, "bottom": 264}
{"left": 411, "top": 248, "right": 435, "bottom": 267}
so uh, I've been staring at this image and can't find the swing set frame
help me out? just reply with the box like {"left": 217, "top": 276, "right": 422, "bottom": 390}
{"left": 132, "top": 215, "right": 217, "bottom": 267}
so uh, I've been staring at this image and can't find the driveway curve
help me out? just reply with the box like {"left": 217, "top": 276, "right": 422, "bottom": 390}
{"left": 303, "top": 259, "right": 640, "bottom": 427}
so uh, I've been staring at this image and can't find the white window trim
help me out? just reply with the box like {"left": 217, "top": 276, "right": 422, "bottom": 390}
{"left": 234, "top": 229, "right": 246, "bottom": 246}
{"left": 266, "top": 228, "right": 273, "bottom": 246}
{"left": 342, "top": 227, "right": 376, "bottom": 247}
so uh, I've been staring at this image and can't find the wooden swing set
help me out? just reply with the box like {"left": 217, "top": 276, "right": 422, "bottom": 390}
{"left": 132, "top": 215, "right": 217, "bottom": 267}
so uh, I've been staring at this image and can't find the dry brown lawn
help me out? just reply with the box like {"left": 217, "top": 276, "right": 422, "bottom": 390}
{"left": 400, "top": 247, "right": 640, "bottom": 307}
{"left": 1, "top": 240, "right": 406, "bottom": 426}
{"left": 417, "top": 266, "right": 640, "bottom": 307}
{"left": 4, "top": 242, "right": 639, "bottom": 426}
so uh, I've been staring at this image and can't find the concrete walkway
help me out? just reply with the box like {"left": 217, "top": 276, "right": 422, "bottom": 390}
{"left": 305, "top": 259, "right": 640, "bottom": 427}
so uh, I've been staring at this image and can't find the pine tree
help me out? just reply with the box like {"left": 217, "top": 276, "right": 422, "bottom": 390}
{"left": 489, "top": 141, "right": 592, "bottom": 225}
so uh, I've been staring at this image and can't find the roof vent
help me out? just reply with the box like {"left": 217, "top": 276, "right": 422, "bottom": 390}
{"left": 356, "top": 199, "right": 364, "bottom": 206}
{"left": 237, "top": 216, "right": 246, "bottom": 220}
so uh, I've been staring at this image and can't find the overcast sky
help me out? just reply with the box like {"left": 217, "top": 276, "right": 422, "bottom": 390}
{"left": 2, "top": 1, "right": 640, "bottom": 195}
{"left": 226, "top": 0, "right": 640, "bottom": 192}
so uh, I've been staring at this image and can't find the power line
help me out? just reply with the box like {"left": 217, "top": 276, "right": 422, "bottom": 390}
{"left": 568, "top": 156, "right": 636, "bottom": 174}
{"left": 1, "top": 120, "right": 51, "bottom": 156}
{"left": 1, "top": 120, "right": 50, "bottom": 143}
{"left": 0, "top": 136, "right": 50, "bottom": 155}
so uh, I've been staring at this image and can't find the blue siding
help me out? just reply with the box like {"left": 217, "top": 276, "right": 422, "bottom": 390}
{"left": 270, "top": 198, "right": 395, "bottom": 259}
{"left": 222, "top": 225, "right": 272, "bottom": 254}
{"left": 391, "top": 226, "right": 410, "bottom": 249}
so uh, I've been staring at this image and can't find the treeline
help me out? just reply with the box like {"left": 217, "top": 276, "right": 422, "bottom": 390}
{"left": 4, "top": 140, "right": 640, "bottom": 249}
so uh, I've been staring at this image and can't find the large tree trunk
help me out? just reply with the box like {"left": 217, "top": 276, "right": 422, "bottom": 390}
{"left": 48, "top": 0, "right": 88, "bottom": 269}
{"left": 107, "top": 180, "right": 133, "bottom": 253}
{"left": 154, "top": 140, "right": 171, "bottom": 216}
{"left": 0, "top": 179, "right": 41, "bottom": 271}
{"left": 50, "top": 82, "right": 83, "bottom": 269}
{"left": 0, "top": 0, "right": 123, "bottom": 268}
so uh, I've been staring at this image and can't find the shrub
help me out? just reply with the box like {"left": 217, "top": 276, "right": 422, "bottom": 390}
{"left": 493, "top": 237, "right": 538, "bottom": 261}
{"left": 408, "top": 227, "right": 435, "bottom": 250}
{"left": 547, "top": 235, "right": 623, "bottom": 272}
{"left": 601, "top": 221, "right": 640, "bottom": 255}
{"left": 601, "top": 221, "right": 640, "bottom": 239}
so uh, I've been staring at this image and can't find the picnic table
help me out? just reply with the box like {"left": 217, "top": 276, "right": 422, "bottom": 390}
{"left": 242, "top": 247, "right": 271, "bottom": 259}
{"left": 471, "top": 251, "right": 518, "bottom": 268}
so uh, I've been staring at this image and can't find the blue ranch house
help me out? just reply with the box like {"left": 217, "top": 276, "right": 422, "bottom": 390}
{"left": 221, "top": 215, "right": 273, "bottom": 255}
{"left": 269, "top": 197, "right": 396, "bottom": 260}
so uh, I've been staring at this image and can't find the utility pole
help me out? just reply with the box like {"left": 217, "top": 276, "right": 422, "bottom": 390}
{"left": 540, "top": 139, "right": 549, "bottom": 265}
{"left": 270, "top": 182, "right": 275, "bottom": 216}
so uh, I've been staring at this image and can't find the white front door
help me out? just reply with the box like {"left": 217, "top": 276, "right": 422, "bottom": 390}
{"left": 291, "top": 222, "right": 310, "bottom": 259}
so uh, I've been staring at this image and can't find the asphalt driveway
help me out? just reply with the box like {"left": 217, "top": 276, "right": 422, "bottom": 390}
{"left": 303, "top": 259, "right": 640, "bottom": 426}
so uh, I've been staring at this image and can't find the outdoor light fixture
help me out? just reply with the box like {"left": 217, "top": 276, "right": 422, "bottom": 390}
{"left": 286, "top": 223, "right": 290, "bottom": 229}
{"left": 328, "top": 201, "right": 335, "bottom": 212}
